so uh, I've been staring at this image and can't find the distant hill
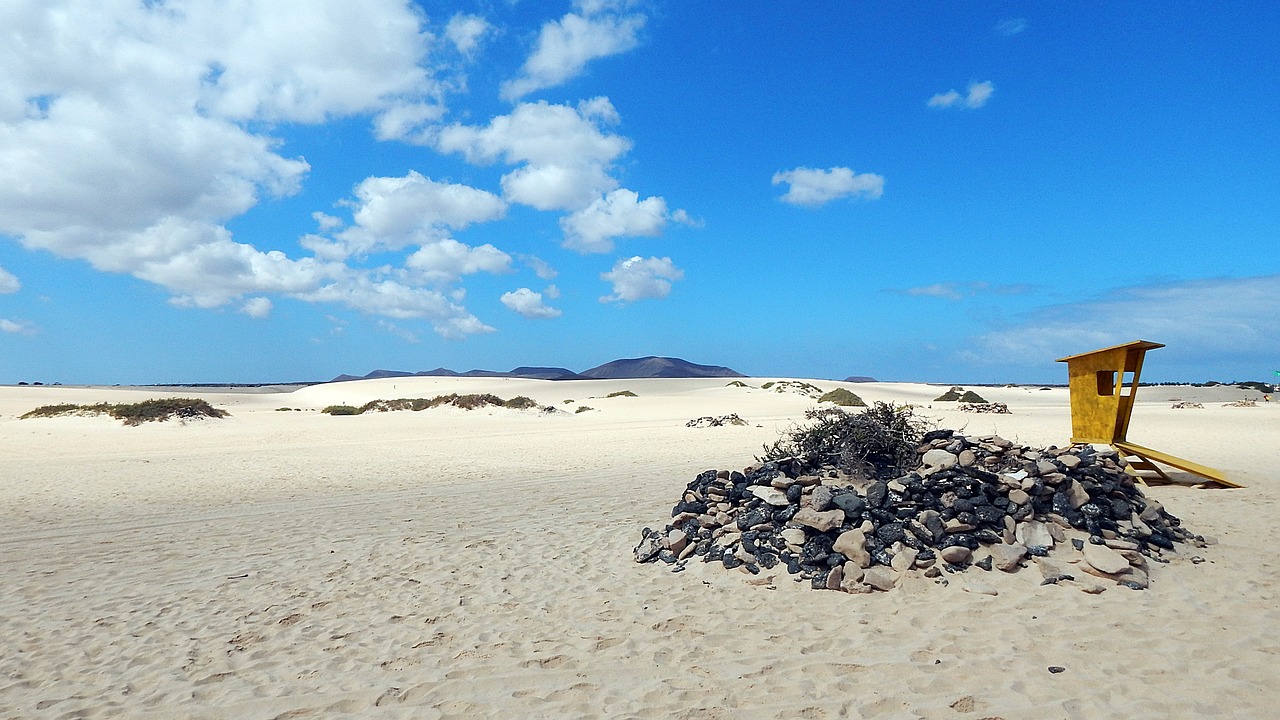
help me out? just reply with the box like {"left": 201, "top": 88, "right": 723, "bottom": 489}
{"left": 844, "top": 376, "right": 877, "bottom": 383}
{"left": 507, "top": 366, "right": 582, "bottom": 380}
{"left": 330, "top": 357, "right": 743, "bottom": 383}
{"left": 579, "top": 356, "right": 745, "bottom": 379}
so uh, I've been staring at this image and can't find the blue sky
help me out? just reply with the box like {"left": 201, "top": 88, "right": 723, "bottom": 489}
{"left": 1, "top": 1, "right": 1277, "bottom": 384}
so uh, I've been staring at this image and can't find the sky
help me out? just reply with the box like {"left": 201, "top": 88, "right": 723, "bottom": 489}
{"left": 1, "top": 1, "right": 1277, "bottom": 385}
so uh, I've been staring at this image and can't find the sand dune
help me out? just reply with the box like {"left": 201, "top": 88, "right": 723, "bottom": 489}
{"left": 1, "top": 378, "right": 1277, "bottom": 718}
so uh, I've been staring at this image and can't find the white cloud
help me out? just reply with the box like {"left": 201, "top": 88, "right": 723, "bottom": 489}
{"left": 433, "top": 98, "right": 631, "bottom": 211}
{"left": 0, "top": 1, "right": 512, "bottom": 338}
{"left": 239, "top": 296, "right": 273, "bottom": 318}
{"left": 903, "top": 282, "right": 1033, "bottom": 301}
{"left": 334, "top": 171, "right": 507, "bottom": 257}
{"left": 0, "top": 265, "right": 19, "bottom": 294}
{"left": 600, "top": 256, "right": 683, "bottom": 303}
{"left": 501, "top": 287, "right": 562, "bottom": 318}
{"left": 963, "top": 275, "right": 1280, "bottom": 371}
{"left": 446, "top": 14, "right": 492, "bottom": 58}
{"left": 560, "top": 189, "right": 670, "bottom": 253}
{"left": 405, "top": 238, "right": 513, "bottom": 284}
{"left": 772, "top": 166, "right": 885, "bottom": 207}
{"left": 299, "top": 275, "right": 494, "bottom": 339}
{"left": 501, "top": 5, "right": 645, "bottom": 101}
{"left": 929, "top": 81, "right": 995, "bottom": 109}
{"left": 0, "top": 318, "right": 35, "bottom": 335}
{"left": 520, "top": 255, "right": 559, "bottom": 280}
{"left": 996, "top": 18, "right": 1027, "bottom": 36}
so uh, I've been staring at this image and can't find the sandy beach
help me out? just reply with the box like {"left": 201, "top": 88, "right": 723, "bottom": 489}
{"left": 2, "top": 377, "right": 1278, "bottom": 719}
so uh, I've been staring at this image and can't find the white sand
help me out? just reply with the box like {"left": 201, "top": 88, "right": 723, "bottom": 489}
{"left": 2, "top": 378, "right": 1278, "bottom": 719}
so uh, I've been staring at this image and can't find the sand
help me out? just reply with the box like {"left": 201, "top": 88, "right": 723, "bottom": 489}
{"left": 1, "top": 377, "right": 1277, "bottom": 719}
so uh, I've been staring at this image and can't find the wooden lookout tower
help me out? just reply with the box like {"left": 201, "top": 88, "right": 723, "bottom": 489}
{"left": 1056, "top": 341, "right": 1240, "bottom": 487}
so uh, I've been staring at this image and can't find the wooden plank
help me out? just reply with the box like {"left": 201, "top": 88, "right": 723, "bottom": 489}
{"left": 1114, "top": 441, "right": 1244, "bottom": 488}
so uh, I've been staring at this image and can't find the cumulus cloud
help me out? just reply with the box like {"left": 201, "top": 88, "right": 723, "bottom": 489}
{"left": 929, "top": 81, "right": 995, "bottom": 109}
{"left": 501, "top": 287, "right": 562, "bottom": 318}
{"left": 446, "top": 13, "right": 492, "bottom": 57}
{"left": 240, "top": 296, "right": 273, "bottom": 318}
{"left": 560, "top": 189, "right": 670, "bottom": 253}
{"left": 0, "top": 265, "right": 19, "bottom": 294}
{"left": 0, "top": 1, "right": 514, "bottom": 338}
{"left": 332, "top": 171, "right": 507, "bottom": 257}
{"left": 433, "top": 98, "right": 631, "bottom": 211}
{"left": 772, "top": 166, "right": 885, "bottom": 207}
{"left": 600, "top": 256, "right": 683, "bottom": 303}
{"left": 962, "top": 275, "right": 1280, "bottom": 371}
{"left": 405, "top": 238, "right": 513, "bottom": 284}
{"left": 501, "top": 2, "right": 645, "bottom": 101}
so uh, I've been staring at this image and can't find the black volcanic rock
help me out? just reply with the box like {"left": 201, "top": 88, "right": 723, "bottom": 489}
{"left": 579, "top": 356, "right": 744, "bottom": 379}
{"left": 844, "top": 376, "right": 877, "bottom": 383}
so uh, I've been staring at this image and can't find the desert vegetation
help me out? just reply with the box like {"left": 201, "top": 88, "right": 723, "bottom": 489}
{"left": 20, "top": 398, "right": 229, "bottom": 425}
{"left": 321, "top": 394, "right": 554, "bottom": 416}
{"left": 818, "top": 388, "right": 867, "bottom": 407}
{"left": 761, "top": 402, "right": 928, "bottom": 480}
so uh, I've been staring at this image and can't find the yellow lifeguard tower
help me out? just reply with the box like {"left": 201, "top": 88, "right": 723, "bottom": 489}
{"left": 1056, "top": 340, "right": 1241, "bottom": 487}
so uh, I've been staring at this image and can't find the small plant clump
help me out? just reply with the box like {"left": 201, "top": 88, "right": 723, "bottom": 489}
{"left": 933, "top": 387, "right": 989, "bottom": 403}
{"left": 322, "top": 394, "right": 555, "bottom": 416}
{"left": 725, "top": 381, "right": 754, "bottom": 388}
{"left": 761, "top": 402, "right": 929, "bottom": 480}
{"left": 818, "top": 388, "right": 867, "bottom": 407}
{"left": 21, "top": 398, "right": 229, "bottom": 425}
{"left": 575, "top": 406, "right": 594, "bottom": 413}
{"left": 606, "top": 390, "right": 638, "bottom": 398}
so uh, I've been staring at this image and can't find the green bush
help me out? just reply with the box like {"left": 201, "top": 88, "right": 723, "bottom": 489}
{"left": 606, "top": 390, "right": 637, "bottom": 398}
{"left": 818, "top": 388, "right": 867, "bottom": 407}
{"left": 322, "top": 405, "right": 361, "bottom": 415}
{"left": 726, "top": 381, "right": 753, "bottom": 388}
{"left": 575, "top": 405, "right": 594, "bottom": 413}
{"left": 22, "top": 399, "right": 229, "bottom": 425}
{"left": 761, "top": 402, "right": 928, "bottom": 479}
{"left": 503, "top": 395, "right": 540, "bottom": 410}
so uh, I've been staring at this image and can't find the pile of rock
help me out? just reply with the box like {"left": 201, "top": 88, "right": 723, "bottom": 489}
{"left": 635, "top": 430, "right": 1207, "bottom": 593}
{"left": 958, "top": 402, "right": 1010, "bottom": 414}
{"left": 1171, "top": 401, "right": 1204, "bottom": 409}
{"left": 1224, "top": 399, "right": 1257, "bottom": 408}
{"left": 687, "top": 414, "right": 749, "bottom": 428}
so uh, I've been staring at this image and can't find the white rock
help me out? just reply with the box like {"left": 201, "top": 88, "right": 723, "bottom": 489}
{"left": 1082, "top": 542, "right": 1130, "bottom": 575}
{"left": 1016, "top": 520, "right": 1055, "bottom": 550}
{"left": 792, "top": 507, "right": 845, "bottom": 533}
{"left": 863, "top": 567, "right": 898, "bottom": 591}
{"left": 922, "top": 449, "right": 959, "bottom": 469}
{"left": 780, "top": 528, "right": 807, "bottom": 546}
{"left": 833, "top": 529, "right": 871, "bottom": 568}
{"left": 749, "top": 486, "right": 790, "bottom": 506}
{"left": 891, "top": 546, "right": 919, "bottom": 573}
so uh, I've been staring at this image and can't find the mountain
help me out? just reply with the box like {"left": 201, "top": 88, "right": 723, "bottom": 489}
{"left": 579, "top": 356, "right": 745, "bottom": 379}
{"left": 330, "top": 358, "right": 742, "bottom": 383}
{"left": 364, "top": 369, "right": 416, "bottom": 379}
{"left": 507, "top": 366, "right": 582, "bottom": 380}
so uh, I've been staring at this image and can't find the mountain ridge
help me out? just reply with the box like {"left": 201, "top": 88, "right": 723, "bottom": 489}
{"left": 329, "top": 357, "right": 744, "bottom": 382}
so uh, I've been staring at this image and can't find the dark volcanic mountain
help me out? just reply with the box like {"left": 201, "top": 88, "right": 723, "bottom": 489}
{"left": 330, "top": 357, "right": 741, "bottom": 382}
{"left": 579, "top": 356, "right": 744, "bottom": 379}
